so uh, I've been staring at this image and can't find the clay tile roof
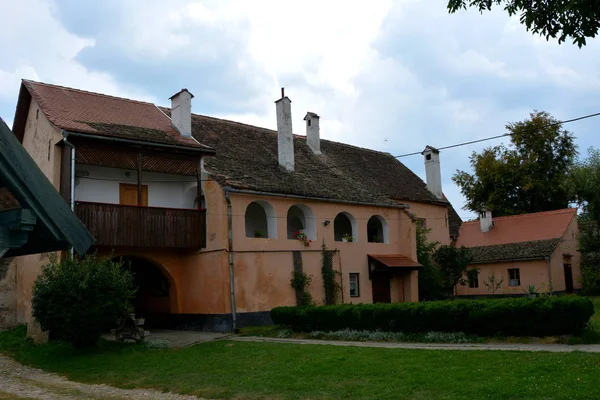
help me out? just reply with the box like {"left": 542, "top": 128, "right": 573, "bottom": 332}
{"left": 456, "top": 209, "right": 576, "bottom": 263}
{"left": 157, "top": 110, "right": 446, "bottom": 206}
{"left": 468, "top": 238, "right": 561, "bottom": 263}
{"left": 20, "top": 80, "right": 206, "bottom": 149}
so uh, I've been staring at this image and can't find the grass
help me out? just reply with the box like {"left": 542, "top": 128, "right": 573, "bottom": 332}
{"left": 1, "top": 326, "right": 600, "bottom": 400}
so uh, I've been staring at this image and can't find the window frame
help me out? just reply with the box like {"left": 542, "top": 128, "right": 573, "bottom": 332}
{"left": 468, "top": 270, "right": 479, "bottom": 288}
{"left": 508, "top": 268, "right": 521, "bottom": 287}
{"left": 349, "top": 273, "right": 360, "bottom": 297}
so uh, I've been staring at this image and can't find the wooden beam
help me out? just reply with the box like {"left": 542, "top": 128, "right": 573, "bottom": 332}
{"left": 196, "top": 159, "right": 202, "bottom": 210}
{"left": 59, "top": 144, "right": 72, "bottom": 204}
{"left": 0, "top": 208, "right": 37, "bottom": 249}
{"left": 137, "top": 153, "right": 143, "bottom": 206}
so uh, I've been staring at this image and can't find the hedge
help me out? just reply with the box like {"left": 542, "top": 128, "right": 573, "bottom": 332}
{"left": 271, "top": 296, "right": 595, "bottom": 337}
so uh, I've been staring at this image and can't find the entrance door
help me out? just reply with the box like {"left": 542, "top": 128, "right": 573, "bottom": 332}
{"left": 119, "top": 183, "right": 148, "bottom": 206}
{"left": 563, "top": 264, "right": 574, "bottom": 293}
{"left": 371, "top": 273, "right": 391, "bottom": 303}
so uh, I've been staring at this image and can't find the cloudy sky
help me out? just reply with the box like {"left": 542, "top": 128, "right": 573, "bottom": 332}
{"left": 2, "top": 0, "right": 599, "bottom": 219}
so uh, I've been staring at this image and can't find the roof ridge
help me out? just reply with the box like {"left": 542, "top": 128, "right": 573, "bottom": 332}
{"left": 461, "top": 208, "right": 576, "bottom": 224}
{"left": 469, "top": 237, "right": 561, "bottom": 248}
{"left": 23, "top": 80, "right": 155, "bottom": 106}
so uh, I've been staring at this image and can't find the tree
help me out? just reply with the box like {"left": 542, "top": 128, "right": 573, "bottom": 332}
{"left": 32, "top": 254, "right": 135, "bottom": 347}
{"left": 416, "top": 225, "right": 443, "bottom": 301}
{"left": 432, "top": 245, "right": 474, "bottom": 298}
{"left": 569, "top": 147, "right": 600, "bottom": 293}
{"left": 447, "top": 0, "right": 600, "bottom": 47}
{"left": 453, "top": 111, "right": 576, "bottom": 217}
{"left": 483, "top": 270, "right": 504, "bottom": 295}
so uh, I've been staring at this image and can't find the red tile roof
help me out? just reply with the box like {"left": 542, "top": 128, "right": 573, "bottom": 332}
{"left": 456, "top": 208, "right": 576, "bottom": 248}
{"left": 21, "top": 80, "right": 206, "bottom": 149}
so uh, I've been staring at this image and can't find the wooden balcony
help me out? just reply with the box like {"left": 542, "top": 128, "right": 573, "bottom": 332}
{"left": 75, "top": 201, "right": 206, "bottom": 249}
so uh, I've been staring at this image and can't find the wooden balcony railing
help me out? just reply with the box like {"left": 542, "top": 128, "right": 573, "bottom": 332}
{"left": 75, "top": 202, "right": 206, "bottom": 249}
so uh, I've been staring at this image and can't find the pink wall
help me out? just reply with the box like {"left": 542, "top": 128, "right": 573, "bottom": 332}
{"left": 403, "top": 200, "right": 451, "bottom": 246}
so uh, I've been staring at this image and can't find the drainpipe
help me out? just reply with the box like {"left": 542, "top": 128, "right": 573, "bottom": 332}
{"left": 225, "top": 188, "right": 238, "bottom": 332}
{"left": 62, "top": 132, "right": 76, "bottom": 258}
{"left": 545, "top": 256, "right": 553, "bottom": 293}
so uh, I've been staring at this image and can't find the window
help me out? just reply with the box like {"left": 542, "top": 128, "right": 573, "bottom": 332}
{"left": 367, "top": 215, "right": 389, "bottom": 243}
{"left": 508, "top": 268, "right": 520, "bottom": 286}
{"left": 349, "top": 273, "right": 360, "bottom": 297}
{"left": 334, "top": 212, "right": 357, "bottom": 242}
{"left": 468, "top": 269, "right": 479, "bottom": 288}
{"left": 245, "top": 201, "right": 277, "bottom": 239}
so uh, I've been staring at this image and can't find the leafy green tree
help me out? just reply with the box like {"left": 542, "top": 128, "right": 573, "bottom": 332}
{"left": 416, "top": 225, "right": 442, "bottom": 301}
{"left": 32, "top": 254, "right": 135, "bottom": 347}
{"left": 453, "top": 111, "right": 576, "bottom": 216}
{"left": 569, "top": 147, "right": 600, "bottom": 294}
{"left": 433, "top": 245, "right": 474, "bottom": 298}
{"left": 447, "top": 0, "right": 600, "bottom": 47}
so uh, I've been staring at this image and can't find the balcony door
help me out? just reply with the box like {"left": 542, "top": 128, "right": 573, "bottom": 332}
{"left": 120, "top": 183, "right": 148, "bottom": 206}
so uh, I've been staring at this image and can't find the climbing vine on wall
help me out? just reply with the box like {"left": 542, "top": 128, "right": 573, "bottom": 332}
{"left": 321, "top": 242, "right": 341, "bottom": 305}
{"left": 291, "top": 251, "right": 314, "bottom": 306}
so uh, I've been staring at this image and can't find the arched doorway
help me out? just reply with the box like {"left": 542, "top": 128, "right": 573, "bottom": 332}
{"left": 116, "top": 256, "right": 176, "bottom": 328}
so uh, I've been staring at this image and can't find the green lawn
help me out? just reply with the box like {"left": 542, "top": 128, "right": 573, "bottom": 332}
{"left": 1, "top": 326, "right": 600, "bottom": 400}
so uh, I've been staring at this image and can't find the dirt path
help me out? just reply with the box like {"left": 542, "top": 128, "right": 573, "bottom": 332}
{"left": 0, "top": 355, "right": 205, "bottom": 400}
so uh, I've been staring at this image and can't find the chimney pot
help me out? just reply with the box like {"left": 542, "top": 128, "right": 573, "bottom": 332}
{"left": 275, "top": 91, "right": 294, "bottom": 171}
{"left": 422, "top": 146, "right": 443, "bottom": 199}
{"left": 170, "top": 89, "right": 194, "bottom": 137}
{"left": 479, "top": 208, "right": 494, "bottom": 232}
{"left": 304, "top": 112, "right": 321, "bottom": 154}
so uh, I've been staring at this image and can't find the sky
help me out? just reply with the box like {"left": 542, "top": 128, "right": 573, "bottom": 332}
{"left": 1, "top": 0, "right": 599, "bottom": 220}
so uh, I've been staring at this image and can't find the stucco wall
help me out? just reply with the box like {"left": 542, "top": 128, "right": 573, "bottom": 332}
{"left": 0, "top": 259, "right": 17, "bottom": 329}
{"left": 550, "top": 215, "right": 582, "bottom": 291}
{"left": 14, "top": 98, "right": 63, "bottom": 326}
{"left": 456, "top": 260, "right": 549, "bottom": 296}
{"left": 403, "top": 201, "right": 451, "bottom": 246}
{"left": 75, "top": 165, "right": 198, "bottom": 209}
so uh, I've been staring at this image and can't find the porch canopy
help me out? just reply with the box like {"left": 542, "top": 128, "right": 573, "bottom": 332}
{"left": 368, "top": 254, "right": 422, "bottom": 278}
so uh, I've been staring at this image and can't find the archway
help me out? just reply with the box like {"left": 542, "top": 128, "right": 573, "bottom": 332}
{"left": 334, "top": 212, "right": 358, "bottom": 242}
{"left": 367, "top": 215, "right": 389, "bottom": 243}
{"left": 287, "top": 204, "right": 316, "bottom": 240}
{"left": 116, "top": 256, "right": 177, "bottom": 328}
{"left": 245, "top": 200, "right": 277, "bottom": 238}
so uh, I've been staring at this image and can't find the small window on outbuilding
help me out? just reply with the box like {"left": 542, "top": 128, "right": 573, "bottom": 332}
{"left": 508, "top": 268, "right": 520, "bottom": 286}
{"left": 334, "top": 212, "right": 357, "bottom": 242}
{"left": 245, "top": 201, "right": 277, "bottom": 239}
{"left": 467, "top": 269, "right": 479, "bottom": 288}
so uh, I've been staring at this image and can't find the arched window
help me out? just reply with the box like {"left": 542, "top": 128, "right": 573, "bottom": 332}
{"left": 287, "top": 204, "right": 316, "bottom": 240}
{"left": 245, "top": 201, "right": 277, "bottom": 238}
{"left": 367, "top": 215, "right": 389, "bottom": 243}
{"left": 334, "top": 212, "right": 357, "bottom": 242}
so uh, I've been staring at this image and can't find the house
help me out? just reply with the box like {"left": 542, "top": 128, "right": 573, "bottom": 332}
{"left": 0, "top": 116, "right": 94, "bottom": 329}
{"left": 10, "top": 80, "right": 459, "bottom": 331}
{"left": 455, "top": 208, "right": 581, "bottom": 297}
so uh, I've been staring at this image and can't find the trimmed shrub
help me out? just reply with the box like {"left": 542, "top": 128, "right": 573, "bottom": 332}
{"left": 271, "top": 296, "right": 594, "bottom": 337}
{"left": 32, "top": 254, "right": 135, "bottom": 347}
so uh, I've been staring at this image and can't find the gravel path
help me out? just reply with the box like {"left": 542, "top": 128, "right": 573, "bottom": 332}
{"left": 0, "top": 355, "right": 205, "bottom": 400}
{"left": 233, "top": 336, "right": 600, "bottom": 352}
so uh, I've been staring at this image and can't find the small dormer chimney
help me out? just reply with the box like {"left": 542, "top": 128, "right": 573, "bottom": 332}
{"left": 275, "top": 87, "right": 294, "bottom": 171}
{"left": 304, "top": 112, "right": 321, "bottom": 154}
{"left": 170, "top": 88, "right": 193, "bottom": 137}
{"left": 480, "top": 208, "right": 493, "bottom": 233}
{"left": 422, "top": 145, "right": 443, "bottom": 199}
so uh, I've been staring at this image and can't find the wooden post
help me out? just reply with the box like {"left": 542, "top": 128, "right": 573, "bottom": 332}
{"left": 137, "top": 153, "right": 143, "bottom": 206}
{"left": 196, "top": 159, "right": 202, "bottom": 209}
{"left": 59, "top": 145, "right": 72, "bottom": 204}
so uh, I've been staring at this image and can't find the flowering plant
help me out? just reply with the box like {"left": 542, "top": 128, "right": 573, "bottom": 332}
{"left": 292, "top": 230, "right": 311, "bottom": 247}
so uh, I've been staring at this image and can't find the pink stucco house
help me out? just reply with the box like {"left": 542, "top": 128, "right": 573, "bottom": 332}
{"left": 4, "top": 80, "right": 461, "bottom": 331}
{"left": 455, "top": 208, "right": 581, "bottom": 297}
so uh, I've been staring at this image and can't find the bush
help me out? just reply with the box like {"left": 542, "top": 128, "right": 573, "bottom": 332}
{"left": 271, "top": 296, "right": 594, "bottom": 337}
{"left": 32, "top": 254, "right": 135, "bottom": 347}
{"left": 580, "top": 253, "right": 600, "bottom": 295}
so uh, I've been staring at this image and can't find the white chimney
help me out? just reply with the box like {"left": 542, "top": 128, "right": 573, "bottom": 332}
{"left": 480, "top": 208, "right": 494, "bottom": 232}
{"left": 422, "top": 145, "right": 443, "bottom": 199}
{"left": 275, "top": 88, "right": 294, "bottom": 171}
{"left": 170, "top": 88, "right": 193, "bottom": 137}
{"left": 304, "top": 112, "right": 321, "bottom": 154}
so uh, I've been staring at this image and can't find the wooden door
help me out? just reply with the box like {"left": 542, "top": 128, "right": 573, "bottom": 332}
{"left": 371, "top": 273, "right": 391, "bottom": 303}
{"left": 119, "top": 183, "right": 148, "bottom": 206}
{"left": 563, "top": 264, "right": 574, "bottom": 293}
